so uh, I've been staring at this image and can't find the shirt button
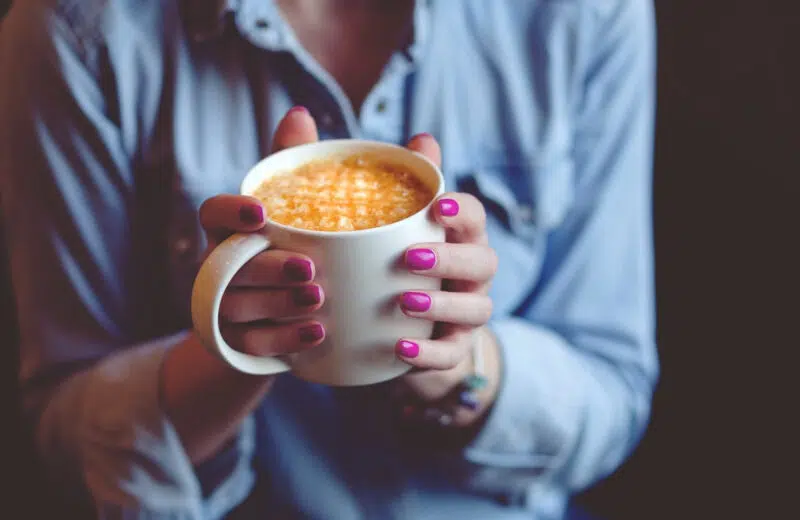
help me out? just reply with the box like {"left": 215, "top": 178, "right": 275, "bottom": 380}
{"left": 375, "top": 99, "right": 388, "bottom": 113}
{"left": 174, "top": 238, "right": 192, "bottom": 255}
{"left": 255, "top": 19, "right": 270, "bottom": 30}
{"left": 517, "top": 205, "right": 535, "bottom": 224}
{"left": 320, "top": 113, "right": 335, "bottom": 127}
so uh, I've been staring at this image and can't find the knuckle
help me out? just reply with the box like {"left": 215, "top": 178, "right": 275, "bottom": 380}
{"left": 481, "top": 247, "right": 499, "bottom": 276}
{"left": 472, "top": 199, "right": 487, "bottom": 225}
{"left": 442, "top": 345, "right": 463, "bottom": 370}
{"left": 482, "top": 299, "right": 494, "bottom": 322}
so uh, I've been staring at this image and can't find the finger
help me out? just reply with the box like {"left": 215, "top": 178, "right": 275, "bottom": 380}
{"left": 398, "top": 291, "right": 492, "bottom": 326}
{"left": 406, "top": 132, "right": 442, "bottom": 168}
{"left": 222, "top": 320, "right": 326, "bottom": 357}
{"left": 394, "top": 335, "right": 471, "bottom": 371}
{"left": 229, "top": 250, "right": 315, "bottom": 287}
{"left": 431, "top": 192, "right": 488, "bottom": 244}
{"left": 271, "top": 106, "right": 319, "bottom": 153}
{"left": 403, "top": 243, "right": 498, "bottom": 283}
{"left": 220, "top": 284, "right": 324, "bottom": 323}
{"left": 199, "top": 194, "right": 266, "bottom": 244}
{"left": 401, "top": 368, "right": 465, "bottom": 402}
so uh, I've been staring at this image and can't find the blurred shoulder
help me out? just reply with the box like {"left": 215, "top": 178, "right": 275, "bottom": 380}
{"left": 4, "top": 0, "right": 175, "bottom": 47}
{"left": 449, "top": 0, "right": 653, "bottom": 31}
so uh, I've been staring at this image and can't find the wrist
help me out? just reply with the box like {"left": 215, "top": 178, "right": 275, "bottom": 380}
{"left": 161, "top": 333, "right": 273, "bottom": 464}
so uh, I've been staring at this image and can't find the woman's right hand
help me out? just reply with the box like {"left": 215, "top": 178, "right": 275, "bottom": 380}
{"left": 197, "top": 106, "right": 327, "bottom": 359}
{"left": 163, "top": 107, "right": 323, "bottom": 465}
{"left": 198, "top": 194, "right": 327, "bottom": 357}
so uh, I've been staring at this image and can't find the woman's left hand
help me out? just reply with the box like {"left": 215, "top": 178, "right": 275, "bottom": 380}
{"left": 393, "top": 134, "right": 502, "bottom": 428}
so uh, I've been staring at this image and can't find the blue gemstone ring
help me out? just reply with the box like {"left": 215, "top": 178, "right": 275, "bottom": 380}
{"left": 411, "top": 330, "right": 488, "bottom": 426}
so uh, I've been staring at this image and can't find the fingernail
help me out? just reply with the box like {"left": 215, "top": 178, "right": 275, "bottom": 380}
{"left": 400, "top": 292, "right": 431, "bottom": 313}
{"left": 239, "top": 203, "right": 264, "bottom": 225}
{"left": 396, "top": 340, "right": 420, "bottom": 359}
{"left": 288, "top": 106, "right": 309, "bottom": 116}
{"left": 292, "top": 285, "right": 322, "bottom": 307}
{"left": 438, "top": 198, "right": 459, "bottom": 217}
{"left": 405, "top": 248, "right": 436, "bottom": 271}
{"left": 417, "top": 132, "right": 434, "bottom": 139}
{"left": 298, "top": 323, "right": 325, "bottom": 343}
{"left": 283, "top": 258, "right": 313, "bottom": 282}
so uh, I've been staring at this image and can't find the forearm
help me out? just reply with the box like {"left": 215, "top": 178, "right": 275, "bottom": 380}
{"left": 468, "top": 319, "right": 654, "bottom": 489}
{"left": 428, "top": 319, "right": 655, "bottom": 497}
{"left": 34, "top": 333, "right": 259, "bottom": 517}
{"left": 161, "top": 333, "right": 273, "bottom": 464}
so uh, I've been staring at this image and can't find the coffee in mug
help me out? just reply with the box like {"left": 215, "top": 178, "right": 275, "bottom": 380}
{"left": 252, "top": 155, "right": 434, "bottom": 232}
{"left": 191, "top": 140, "right": 445, "bottom": 386}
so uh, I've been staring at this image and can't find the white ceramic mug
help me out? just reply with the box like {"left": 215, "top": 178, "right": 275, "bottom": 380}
{"left": 191, "top": 140, "right": 445, "bottom": 386}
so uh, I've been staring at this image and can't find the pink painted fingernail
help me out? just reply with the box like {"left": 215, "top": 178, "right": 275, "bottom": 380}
{"left": 396, "top": 340, "right": 420, "bottom": 358}
{"left": 239, "top": 203, "right": 265, "bottom": 225}
{"left": 438, "top": 198, "right": 459, "bottom": 217}
{"left": 288, "top": 106, "right": 310, "bottom": 116}
{"left": 283, "top": 258, "right": 313, "bottom": 282}
{"left": 401, "top": 292, "right": 431, "bottom": 313}
{"left": 298, "top": 323, "right": 325, "bottom": 343}
{"left": 292, "top": 285, "right": 322, "bottom": 307}
{"left": 405, "top": 248, "right": 436, "bottom": 270}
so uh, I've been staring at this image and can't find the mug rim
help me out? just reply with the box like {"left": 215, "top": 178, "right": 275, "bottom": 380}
{"left": 240, "top": 139, "right": 445, "bottom": 237}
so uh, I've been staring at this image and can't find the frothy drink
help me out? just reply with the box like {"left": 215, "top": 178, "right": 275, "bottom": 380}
{"left": 253, "top": 154, "right": 434, "bottom": 232}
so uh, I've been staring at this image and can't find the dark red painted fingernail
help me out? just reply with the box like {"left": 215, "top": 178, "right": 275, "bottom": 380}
{"left": 400, "top": 292, "right": 431, "bottom": 313}
{"left": 292, "top": 285, "right": 322, "bottom": 307}
{"left": 396, "top": 340, "right": 420, "bottom": 358}
{"left": 283, "top": 258, "right": 313, "bottom": 282}
{"left": 438, "top": 198, "right": 459, "bottom": 217}
{"left": 298, "top": 323, "right": 325, "bottom": 343}
{"left": 288, "top": 106, "right": 309, "bottom": 116}
{"left": 239, "top": 203, "right": 264, "bottom": 225}
{"left": 405, "top": 248, "right": 436, "bottom": 271}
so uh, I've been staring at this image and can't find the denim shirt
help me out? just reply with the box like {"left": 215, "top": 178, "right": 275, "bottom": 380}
{"left": 0, "top": 1, "right": 658, "bottom": 519}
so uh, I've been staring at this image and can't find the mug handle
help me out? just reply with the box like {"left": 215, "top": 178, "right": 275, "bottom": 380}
{"left": 191, "top": 233, "right": 292, "bottom": 376}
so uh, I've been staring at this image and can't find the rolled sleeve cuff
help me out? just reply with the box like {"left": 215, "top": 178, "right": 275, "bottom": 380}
{"left": 464, "top": 318, "right": 584, "bottom": 475}
{"left": 42, "top": 333, "right": 255, "bottom": 519}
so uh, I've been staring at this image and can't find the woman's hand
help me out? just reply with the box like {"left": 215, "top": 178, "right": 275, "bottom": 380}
{"left": 197, "top": 108, "right": 329, "bottom": 358}
{"left": 163, "top": 106, "right": 325, "bottom": 464}
{"left": 394, "top": 135, "right": 502, "bottom": 428}
{"left": 198, "top": 195, "right": 328, "bottom": 356}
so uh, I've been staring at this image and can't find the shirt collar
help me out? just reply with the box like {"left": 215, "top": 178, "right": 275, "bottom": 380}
{"left": 183, "top": 0, "right": 434, "bottom": 61}
{"left": 181, "top": 0, "right": 239, "bottom": 42}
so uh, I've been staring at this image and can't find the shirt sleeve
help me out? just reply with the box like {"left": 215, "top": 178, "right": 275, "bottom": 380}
{"left": 444, "top": 0, "right": 659, "bottom": 496}
{"left": 0, "top": 3, "right": 254, "bottom": 517}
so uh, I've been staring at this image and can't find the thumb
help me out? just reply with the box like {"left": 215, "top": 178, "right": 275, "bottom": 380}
{"left": 271, "top": 106, "right": 319, "bottom": 153}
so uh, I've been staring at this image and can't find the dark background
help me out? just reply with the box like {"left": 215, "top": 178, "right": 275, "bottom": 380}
{"left": 2, "top": 0, "right": 798, "bottom": 518}
{"left": 578, "top": 1, "right": 798, "bottom": 518}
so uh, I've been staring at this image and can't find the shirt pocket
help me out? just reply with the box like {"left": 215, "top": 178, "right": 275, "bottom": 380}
{"left": 449, "top": 156, "right": 575, "bottom": 316}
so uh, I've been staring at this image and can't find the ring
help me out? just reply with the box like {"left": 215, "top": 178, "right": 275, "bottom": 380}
{"left": 400, "top": 329, "right": 489, "bottom": 427}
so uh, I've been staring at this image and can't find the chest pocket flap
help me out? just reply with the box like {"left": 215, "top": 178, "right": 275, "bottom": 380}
{"left": 447, "top": 155, "right": 575, "bottom": 316}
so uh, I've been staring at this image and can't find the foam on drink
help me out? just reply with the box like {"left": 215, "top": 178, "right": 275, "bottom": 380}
{"left": 253, "top": 154, "right": 434, "bottom": 232}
